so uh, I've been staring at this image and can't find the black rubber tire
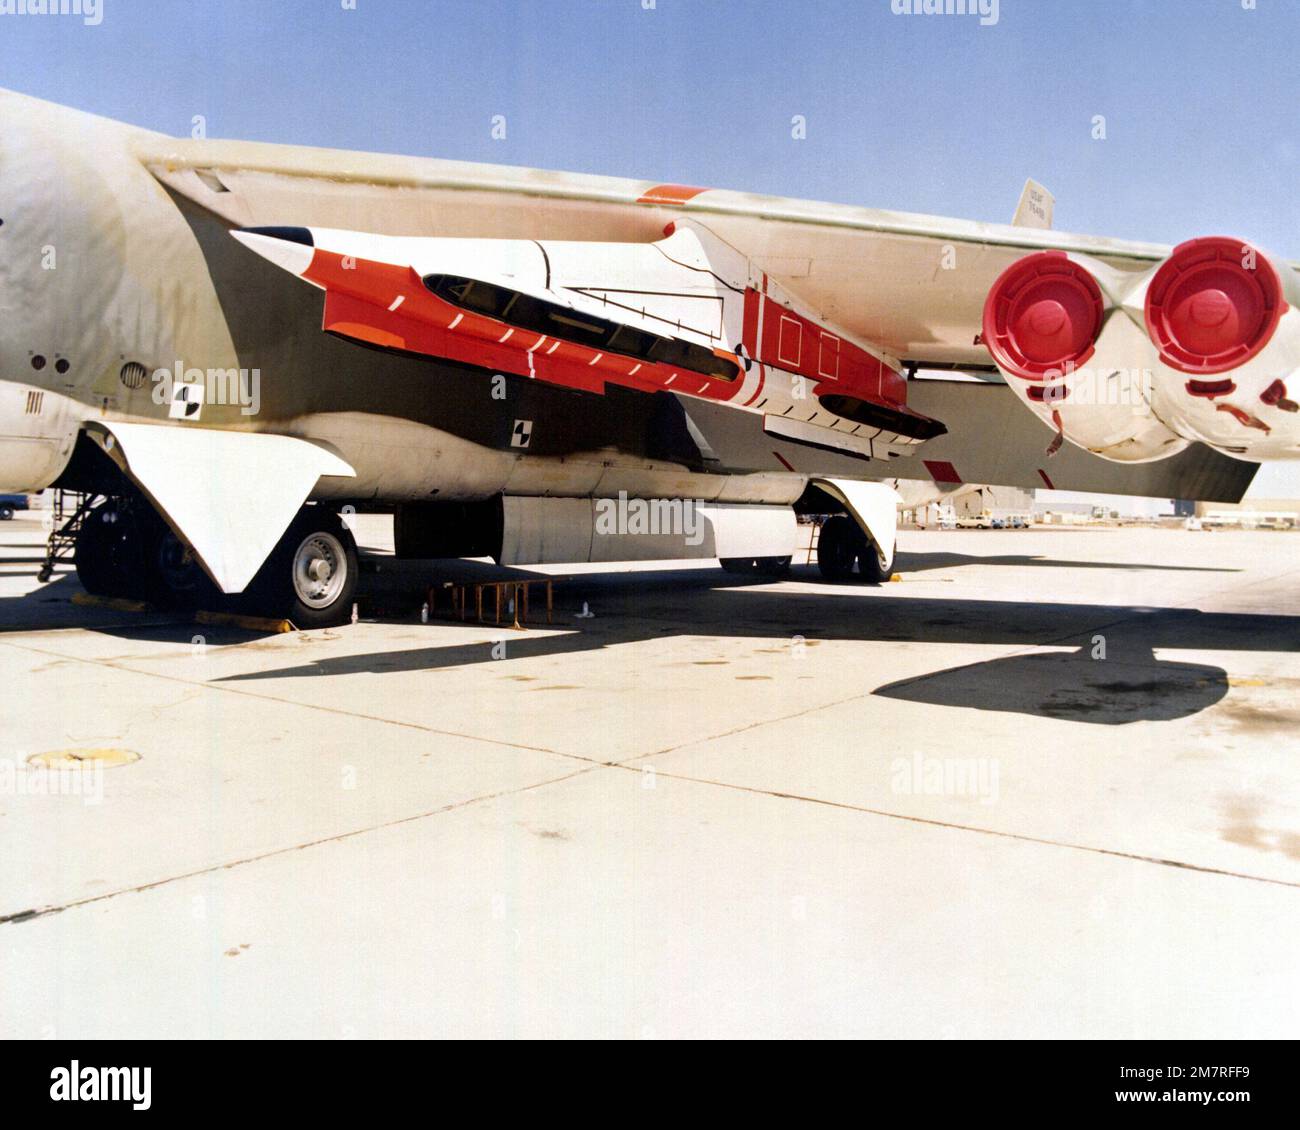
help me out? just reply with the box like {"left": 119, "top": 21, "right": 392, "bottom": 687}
{"left": 816, "top": 516, "right": 862, "bottom": 582}
{"left": 74, "top": 503, "right": 146, "bottom": 598}
{"left": 857, "top": 538, "right": 896, "bottom": 585}
{"left": 145, "top": 522, "right": 220, "bottom": 610}
{"left": 242, "top": 508, "right": 358, "bottom": 628}
{"left": 0, "top": 505, "right": 13, "bottom": 521}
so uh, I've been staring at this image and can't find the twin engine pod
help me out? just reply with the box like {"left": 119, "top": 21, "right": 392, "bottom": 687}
{"left": 982, "top": 238, "right": 1300, "bottom": 463}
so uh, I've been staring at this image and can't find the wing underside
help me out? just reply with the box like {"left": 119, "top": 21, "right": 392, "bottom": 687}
{"left": 905, "top": 381, "right": 1258, "bottom": 502}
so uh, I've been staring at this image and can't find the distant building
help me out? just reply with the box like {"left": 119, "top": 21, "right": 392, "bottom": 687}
{"left": 1195, "top": 498, "right": 1300, "bottom": 529}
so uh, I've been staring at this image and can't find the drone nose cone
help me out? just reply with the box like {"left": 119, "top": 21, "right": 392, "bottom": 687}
{"left": 231, "top": 226, "right": 315, "bottom": 276}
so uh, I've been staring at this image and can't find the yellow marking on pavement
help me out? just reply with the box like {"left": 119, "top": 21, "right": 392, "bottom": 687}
{"left": 27, "top": 748, "right": 141, "bottom": 770}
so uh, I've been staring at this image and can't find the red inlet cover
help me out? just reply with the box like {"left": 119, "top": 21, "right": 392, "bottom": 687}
{"left": 982, "top": 251, "right": 1105, "bottom": 381}
{"left": 1144, "top": 237, "right": 1284, "bottom": 375}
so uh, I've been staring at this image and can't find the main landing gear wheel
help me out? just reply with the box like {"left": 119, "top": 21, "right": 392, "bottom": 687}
{"left": 817, "top": 515, "right": 893, "bottom": 585}
{"left": 720, "top": 556, "right": 792, "bottom": 577}
{"left": 857, "top": 537, "right": 896, "bottom": 585}
{"left": 76, "top": 500, "right": 218, "bottom": 607}
{"left": 75, "top": 501, "right": 146, "bottom": 598}
{"left": 816, "top": 515, "right": 861, "bottom": 582}
{"left": 148, "top": 523, "right": 219, "bottom": 609}
{"left": 244, "top": 507, "right": 358, "bottom": 628}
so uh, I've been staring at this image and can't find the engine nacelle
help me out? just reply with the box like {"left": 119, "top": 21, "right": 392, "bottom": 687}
{"left": 982, "top": 249, "right": 1186, "bottom": 462}
{"left": 983, "top": 239, "right": 1300, "bottom": 463}
{"left": 1134, "top": 237, "right": 1300, "bottom": 460}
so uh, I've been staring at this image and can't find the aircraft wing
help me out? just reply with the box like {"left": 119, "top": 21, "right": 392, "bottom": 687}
{"left": 140, "top": 136, "right": 1291, "bottom": 495}
{"left": 138, "top": 136, "right": 1171, "bottom": 370}
{"left": 904, "top": 380, "right": 1258, "bottom": 501}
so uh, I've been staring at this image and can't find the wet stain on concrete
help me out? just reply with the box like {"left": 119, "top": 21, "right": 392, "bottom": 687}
{"left": 1216, "top": 702, "right": 1300, "bottom": 732}
{"left": 1220, "top": 798, "right": 1300, "bottom": 861}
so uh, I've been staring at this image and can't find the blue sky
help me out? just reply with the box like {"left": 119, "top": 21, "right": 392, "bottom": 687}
{"left": 3, "top": 0, "right": 1298, "bottom": 497}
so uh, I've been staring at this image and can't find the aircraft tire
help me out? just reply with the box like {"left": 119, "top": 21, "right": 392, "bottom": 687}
{"left": 857, "top": 538, "right": 895, "bottom": 585}
{"left": 144, "top": 520, "right": 220, "bottom": 610}
{"left": 244, "top": 507, "right": 358, "bottom": 629}
{"left": 74, "top": 502, "right": 146, "bottom": 599}
{"left": 816, "top": 515, "right": 861, "bottom": 582}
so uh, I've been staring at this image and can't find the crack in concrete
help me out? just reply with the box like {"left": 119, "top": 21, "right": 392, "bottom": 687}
{"left": 609, "top": 762, "right": 1300, "bottom": 891}
{"left": 0, "top": 764, "right": 601, "bottom": 926}
{"left": 4, "top": 570, "right": 1297, "bottom": 929}
{"left": 0, "top": 636, "right": 600, "bottom": 765}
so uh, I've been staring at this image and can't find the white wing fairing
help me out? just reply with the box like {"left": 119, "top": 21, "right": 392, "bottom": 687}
{"left": 85, "top": 421, "right": 355, "bottom": 593}
{"left": 982, "top": 238, "right": 1300, "bottom": 463}
{"left": 231, "top": 220, "right": 947, "bottom": 465}
{"left": 810, "top": 479, "right": 900, "bottom": 572}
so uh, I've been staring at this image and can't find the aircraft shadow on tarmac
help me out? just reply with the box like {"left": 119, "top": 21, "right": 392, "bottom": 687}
{"left": 872, "top": 643, "right": 1230, "bottom": 725}
{"left": 209, "top": 560, "right": 1291, "bottom": 726}
{"left": 4, "top": 552, "right": 1290, "bottom": 726}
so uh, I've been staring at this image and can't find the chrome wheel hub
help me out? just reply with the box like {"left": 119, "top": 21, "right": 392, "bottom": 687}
{"left": 292, "top": 531, "right": 347, "bottom": 609}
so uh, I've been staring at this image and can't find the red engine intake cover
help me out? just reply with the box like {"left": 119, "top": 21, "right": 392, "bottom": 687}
{"left": 982, "top": 251, "right": 1105, "bottom": 381}
{"left": 1144, "top": 237, "right": 1285, "bottom": 375}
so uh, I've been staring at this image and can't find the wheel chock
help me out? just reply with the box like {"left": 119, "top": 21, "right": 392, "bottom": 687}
{"left": 71, "top": 592, "right": 153, "bottom": 613}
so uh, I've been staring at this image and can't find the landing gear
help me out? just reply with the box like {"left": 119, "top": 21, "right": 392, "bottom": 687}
{"left": 816, "top": 515, "right": 893, "bottom": 584}
{"left": 149, "top": 525, "right": 218, "bottom": 609}
{"left": 74, "top": 501, "right": 144, "bottom": 598}
{"left": 242, "top": 507, "right": 358, "bottom": 628}
{"left": 720, "top": 555, "right": 792, "bottom": 577}
{"left": 857, "top": 536, "right": 896, "bottom": 585}
{"left": 74, "top": 498, "right": 218, "bottom": 606}
{"left": 74, "top": 495, "right": 357, "bottom": 626}
{"left": 816, "top": 515, "right": 861, "bottom": 582}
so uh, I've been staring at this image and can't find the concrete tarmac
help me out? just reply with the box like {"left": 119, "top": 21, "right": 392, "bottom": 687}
{"left": 1, "top": 517, "right": 1297, "bottom": 1038}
